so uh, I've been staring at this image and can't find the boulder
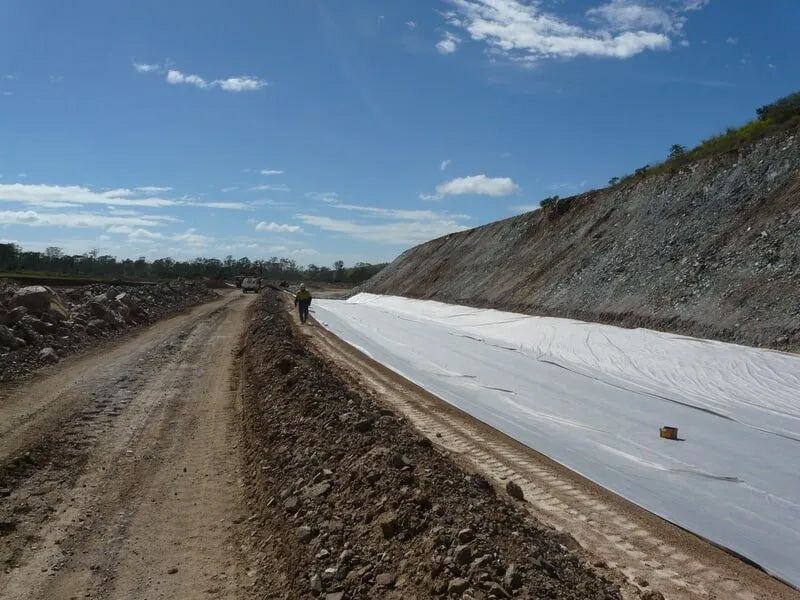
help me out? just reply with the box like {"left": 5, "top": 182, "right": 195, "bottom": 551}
{"left": 87, "top": 301, "right": 123, "bottom": 325}
{"left": 11, "top": 286, "right": 68, "bottom": 318}
{"left": 8, "top": 306, "right": 28, "bottom": 323}
{"left": 21, "top": 314, "right": 54, "bottom": 335}
{"left": 503, "top": 564, "right": 522, "bottom": 590}
{"left": 38, "top": 347, "right": 59, "bottom": 363}
{"left": 505, "top": 480, "right": 525, "bottom": 501}
{"left": 86, "top": 318, "right": 107, "bottom": 335}
{"left": 448, "top": 578, "right": 469, "bottom": 595}
{"left": 0, "top": 324, "right": 23, "bottom": 349}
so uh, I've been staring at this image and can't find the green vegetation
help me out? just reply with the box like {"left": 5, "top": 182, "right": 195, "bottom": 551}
{"left": 610, "top": 90, "right": 800, "bottom": 186}
{"left": 0, "top": 243, "right": 386, "bottom": 285}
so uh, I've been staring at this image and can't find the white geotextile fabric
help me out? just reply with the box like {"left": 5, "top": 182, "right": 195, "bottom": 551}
{"left": 314, "top": 293, "right": 800, "bottom": 586}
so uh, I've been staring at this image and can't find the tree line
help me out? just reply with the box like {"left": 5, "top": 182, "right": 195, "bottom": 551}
{"left": 0, "top": 243, "right": 386, "bottom": 285}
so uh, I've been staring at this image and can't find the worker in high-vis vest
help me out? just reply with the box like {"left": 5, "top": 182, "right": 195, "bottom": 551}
{"left": 294, "top": 283, "right": 312, "bottom": 324}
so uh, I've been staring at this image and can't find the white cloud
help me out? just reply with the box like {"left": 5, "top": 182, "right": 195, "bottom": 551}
{"left": 296, "top": 199, "right": 471, "bottom": 246}
{"left": 255, "top": 221, "right": 303, "bottom": 233}
{"left": 171, "top": 228, "right": 210, "bottom": 246}
{"left": 407, "top": 21, "right": 417, "bottom": 29}
{"left": 166, "top": 69, "right": 210, "bottom": 89}
{"left": 329, "top": 202, "right": 469, "bottom": 222}
{"left": 216, "top": 76, "right": 267, "bottom": 92}
{"left": 251, "top": 184, "right": 290, "bottom": 192}
{"left": 440, "top": 0, "right": 699, "bottom": 63}
{"left": 260, "top": 169, "right": 284, "bottom": 176}
{"left": 436, "top": 31, "right": 460, "bottom": 54}
{"left": 136, "top": 186, "right": 172, "bottom": 193}
{"left": 440, "top": 159, "right": 452, "bottom": 171}
{"left": 424, "top": 174, "right": 519, "bottom": 200}
{"left": 0, "top": 210, "right": 172, "bottom": 229}
{"left": 133, "top": 62, "right": 161, "bottom": 73}
{"left": 128, "top": 228, "right": 165, "bottom": 240}
{"left": 297, "top": 214, "right": 468, "bottom": 245}
{"left": 137, "top": 64, "right": 267, "bottom": 92}
{"left": 194, "top": 201, "right": 251, "bottom": 210}
{"left": 587, "top": 1, "right": 679, "bottom": 33}
{"left": 0, "top": 183, "right": 250, "bottom": 210}
{"left": 221, "top": 186, "right": 240, "bottom": 193}
{"left": 726, "top": 36, "right": 739, "bottom": 45}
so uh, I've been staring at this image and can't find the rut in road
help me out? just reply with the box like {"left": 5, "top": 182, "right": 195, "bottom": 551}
{"left": 0, "top": 292, "right": 257, "bottom": 600}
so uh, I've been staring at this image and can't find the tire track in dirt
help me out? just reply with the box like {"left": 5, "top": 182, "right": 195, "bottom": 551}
{"left": 0, "top": 291, "right": 256, "bottom": 600}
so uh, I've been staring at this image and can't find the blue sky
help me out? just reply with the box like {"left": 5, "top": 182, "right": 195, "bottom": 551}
{"left": 1, "top": 1, "right": 797, "bottom": 267}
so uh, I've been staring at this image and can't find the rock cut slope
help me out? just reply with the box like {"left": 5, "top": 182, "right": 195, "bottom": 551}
{"left": 363, "top": 128, "right": 800, "bottom": 350}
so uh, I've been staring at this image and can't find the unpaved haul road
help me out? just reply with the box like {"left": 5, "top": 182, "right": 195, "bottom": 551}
{"left": 0, "top": 291, "right": 256, "bottom": 600}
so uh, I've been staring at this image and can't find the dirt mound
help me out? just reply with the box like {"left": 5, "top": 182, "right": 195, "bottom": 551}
{"left": 0, "top": 280, "right": 215, "bottom": 382}
{"left": 362, "top": 128, "right": 800, "bottom": 351}
{"left": 239, "top": 290, "right": 622, "bottom": 599}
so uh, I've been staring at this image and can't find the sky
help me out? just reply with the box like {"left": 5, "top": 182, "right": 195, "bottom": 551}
{"left": 1, "top": 1, "right": 798, "bottom": 268}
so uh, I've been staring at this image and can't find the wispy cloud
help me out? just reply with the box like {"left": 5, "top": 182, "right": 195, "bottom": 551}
{"left": 0, "top": 183, "right": 251, "bottom": 210}
{"left": 440, "top": 0, "right": 708, "bottom": 63}
{"left": 251, "top": 184, "right": 290, "bottom": 192}
{"left": 133, "top": 62, "right": 160, "bottom": 73}
{"left": 297, "top": 214, "right": 468, "bottom": 245}
{"left": 260, "top": 169, "right": 285, "bottom": 176}
{"left": 255, "top": 221, "right": 303, "bottom": 233}
{"left": 440, "top": 159, "right": 452, "bottom": 171}
{"left": 306, "top": 191, "right": 339, "bottom": 203}
{"left": 407, "top": 21, "right": 417, "bottom": 30}
{"left": 421, "top": 174, "right": 519, "bottom": 200}
{"left": 136, "top": 186, "right": 172, "bottom": 193}
{"left": 586, "top": 0, "right": 698, "bottom": 34}
{"left": 0, "top": 210, "right": 173, "bottom": 229}
{"left": 134, "top": 63, "right": 267, "bottom": 92}
{"left": 297, "top": 196, "right": 470, "bottom": 245}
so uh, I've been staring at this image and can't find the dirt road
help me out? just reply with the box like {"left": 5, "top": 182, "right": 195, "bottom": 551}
{"left": 0, "top": 291, "right": 256, "bottom": 600}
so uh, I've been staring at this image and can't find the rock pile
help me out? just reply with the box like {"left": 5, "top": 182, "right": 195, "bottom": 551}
{"left": 0, "top": 280, "right": 214, "bottom": 381}
{"left": 239, "top": 291, "right": 622, "bottom": 599}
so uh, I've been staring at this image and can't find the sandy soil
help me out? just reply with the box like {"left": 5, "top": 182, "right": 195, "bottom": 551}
{"left": 0, "top": 291, "right": 256, "bottom": 600}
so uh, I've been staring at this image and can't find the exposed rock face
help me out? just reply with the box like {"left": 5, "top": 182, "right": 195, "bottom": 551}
{"left": 362, "top": 129, "right": 800, "bottom": 351}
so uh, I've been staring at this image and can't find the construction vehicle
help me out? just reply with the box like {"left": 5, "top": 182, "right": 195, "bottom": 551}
{"left": 241, "top": 277, "right": 261, "bottom": 293}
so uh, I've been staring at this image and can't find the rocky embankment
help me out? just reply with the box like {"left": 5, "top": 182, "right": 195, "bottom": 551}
{"left": 363, "top": 129, "right": 800, "bottom": 350}
{"left": 0, "top": 280, "right": 214, "bottom": 381}
{"left": 238, "top": 290, "right": 624, "bottom": 600}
